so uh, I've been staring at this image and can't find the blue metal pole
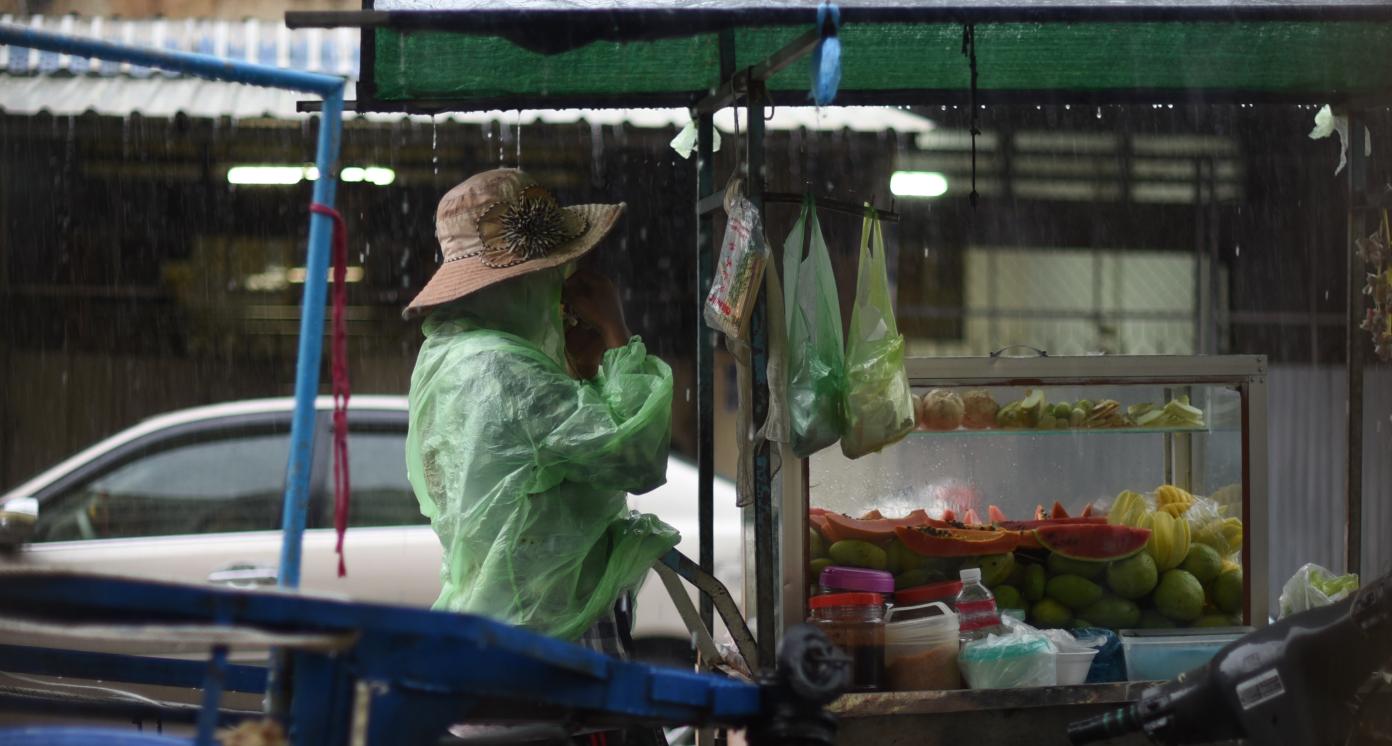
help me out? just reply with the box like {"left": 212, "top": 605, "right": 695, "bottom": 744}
{"left": 0, "top": 23, "right": 344, "bottom": 590}
{"left": 0, "top": 23, "right": 340, "bottom": 95}
{"left": 277, "top": 92, "right": 344, "bottom": 589}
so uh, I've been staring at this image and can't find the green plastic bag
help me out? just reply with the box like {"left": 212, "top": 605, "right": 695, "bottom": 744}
{"left": 841, "top": 209, "right": 915, "bottom": 459}
{"left": 405, "top": 268, "right": 680, "bottom": 641}
{"left": 782, "top": 196, "right": 846, "bottom": 457}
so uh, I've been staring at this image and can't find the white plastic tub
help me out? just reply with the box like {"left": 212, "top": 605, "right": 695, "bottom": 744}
{"left": 884, "top": 601, "right": 961, "bottom": 690}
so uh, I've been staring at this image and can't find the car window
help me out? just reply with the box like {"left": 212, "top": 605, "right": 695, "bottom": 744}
{"left": 338, "top": 430, "right": 428, "bottom": 528}
{"left": 34, "top": 431, "right": 291, "bottom": 542}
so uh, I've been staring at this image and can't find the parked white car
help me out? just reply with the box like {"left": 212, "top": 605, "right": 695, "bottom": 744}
{"left": 0, "top": 397, "right": 743, "bottom": 663}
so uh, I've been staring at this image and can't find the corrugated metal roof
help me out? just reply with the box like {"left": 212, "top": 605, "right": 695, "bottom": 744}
{"left": 0, "top": 14, "right": 935, "bottom": 133}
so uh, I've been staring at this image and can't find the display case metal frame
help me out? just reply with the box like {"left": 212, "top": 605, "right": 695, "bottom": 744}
{"left": 781, "top": 353, "right": 1269, "bottom": 633}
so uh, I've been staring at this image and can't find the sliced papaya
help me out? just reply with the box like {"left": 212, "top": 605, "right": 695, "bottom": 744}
{"left": 963, "top": 508, "right": 981, "bottom": 526}
{"left": 1035, "top": 523, "right": 1151, "bottom": 561}
{"left": 895, "top": 525, "right": 1025, "bottom": 558}
{"left": 860, "top": 509, "right": 884, "bottom": 520}
{"left": 988, "top": 505, "right": 1008, "bottom": 524}
{"left": 821, "top": 510, "right": 931, "bottom": 542}
{"left": 1051, "top": 501, "right": 1070, "bottom": 519}
{"left": 809, "top": 513, "right": 841, "bottom": 543}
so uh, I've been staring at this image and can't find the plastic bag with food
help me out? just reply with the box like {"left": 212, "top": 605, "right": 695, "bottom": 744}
{"left": 704, "top": 184, "right": 768, "bottom": 340}
{"left": 1279, "top": 562, "right": 1360, "bottom": 619}
{"left": 782, "top": 195, "right": 846, "bottom": 457}
{"left": 959, "top": 615, "right": 1058, "bottom": 689}
{"left": 840, "top": 209, "right": 914, "bottom": 458}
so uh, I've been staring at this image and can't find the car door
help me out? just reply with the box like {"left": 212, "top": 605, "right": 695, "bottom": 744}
{"left": 296, "top": 409, "right": 442, "bottom": 608}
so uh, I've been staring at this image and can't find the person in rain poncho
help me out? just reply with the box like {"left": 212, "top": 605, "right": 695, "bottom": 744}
{"left": 402, "top": 169, "right": 680, "bottom": 650}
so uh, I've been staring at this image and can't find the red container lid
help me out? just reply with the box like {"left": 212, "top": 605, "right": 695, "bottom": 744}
{"left": 809, "top": 592, "right": 884, "bottom": 609}
{"left": 895, "top": 580, "right": 963, "bottom": 606}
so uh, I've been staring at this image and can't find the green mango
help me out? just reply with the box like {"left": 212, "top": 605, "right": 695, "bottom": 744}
{"left": 1048, "top": 552, "right": 1106, "bottom": 580}
{"left": 809, "top": 528, "right": 827, "bottom": 560}
{"left": 828, "top": 540, "right": 888, "bottom": 571}
{"left": 894, "top": 569, "right": 943, "bottom": 590}
{"left": 1079, "top": 595, "right": 1142, "bottom": 629}
{"left": 1023, "top": 564, "right": 1047, "bottom": 602}
{"left": 1030, "top": 598, "right": 1073, "bottom": 628}
{"left": 809, "top": 558, "right": 834, "bottom": 579}
{"left": 993, "top": 584, "right": 1024, "bottom": 610}
{"left": 1046, "top": 574, "right": 1104, "bottom": 610}
{"left": 962, "top": 553, "right": 1015, "bottom": 588}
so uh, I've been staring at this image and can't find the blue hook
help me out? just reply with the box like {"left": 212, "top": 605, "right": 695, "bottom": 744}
{"left": 810, "top": 2, "right": 841, "bottom": 107}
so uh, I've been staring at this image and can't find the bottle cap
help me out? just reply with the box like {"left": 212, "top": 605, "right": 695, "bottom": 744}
{"left": 819, "top": 566, "right": 895, "bottom": 594}
{"left": 959, "top": 567, "right": 982, "bottom": 583}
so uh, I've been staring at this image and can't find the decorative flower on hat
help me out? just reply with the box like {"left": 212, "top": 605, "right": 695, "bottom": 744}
{"left": 474, "top": 185, "right": 589, "bottom": 268}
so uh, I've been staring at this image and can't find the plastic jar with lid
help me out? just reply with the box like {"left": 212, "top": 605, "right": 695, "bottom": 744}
{"left": 819, "top": 567, "right": 895, "bottom": 597}
{"left": 884, "top": 601, "right": 962, "bottom": 691}
{"left": 808, "top": 592, "right": 886, "bottom": 692}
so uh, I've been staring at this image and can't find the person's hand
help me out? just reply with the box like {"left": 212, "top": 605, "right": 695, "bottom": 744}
{"left": 563, "top": 269, "right": 630, "bottom": 349}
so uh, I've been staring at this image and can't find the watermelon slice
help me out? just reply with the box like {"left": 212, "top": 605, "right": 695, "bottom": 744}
{"left": 1034, "top": 504, "right": 1047, "bottom": 521}
{"left": 1081, "top": 504, "right": 1095, "bottom": 518}
{"left": 998, "top": 516, "right": 1107, "bottom": 531}
{"left": 1034, "top": 523, "right": 1151, "bottom": 561}
{"left": 963, "top": 508, "right": 981, "bottom": 526}
{"left": 1051, "top": 501, "right": 1070, "bottom": 519}
{"left": 941, "top": 508, "right": 958, "bottom": 523}
{"left": 895, "top": 525, "right": 1025, "bottom": 557}
{"left": 988, "top": 505, "right": 1008, "bottom": 524}
{"left": 821, "top": 510, "right": 932, "bottom": 542}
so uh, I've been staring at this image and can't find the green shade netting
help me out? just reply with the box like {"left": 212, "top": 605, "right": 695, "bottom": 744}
{"left": 374, "top": 21, "right": 1392, "bottom": 104}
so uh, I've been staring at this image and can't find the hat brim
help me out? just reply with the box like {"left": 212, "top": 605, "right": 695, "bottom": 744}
{"left": 403, "top": 202, "right": 625, "bottom": 320}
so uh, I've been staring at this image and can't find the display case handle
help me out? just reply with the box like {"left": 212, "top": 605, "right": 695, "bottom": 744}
{"left": 990, "top": 345, "right": 1049, "bottom": 358}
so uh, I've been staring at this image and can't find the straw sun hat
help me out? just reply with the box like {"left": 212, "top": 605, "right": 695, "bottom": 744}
{"left": 403, "top": 168, "right": 625, "bottom": 319}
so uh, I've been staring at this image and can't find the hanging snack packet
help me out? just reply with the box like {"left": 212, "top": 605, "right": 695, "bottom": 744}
{"left": 841, "top": 208, "right": 915, "bottom": 459}
{"left": 704, "top": 185, "right": 768, "bottom": 340}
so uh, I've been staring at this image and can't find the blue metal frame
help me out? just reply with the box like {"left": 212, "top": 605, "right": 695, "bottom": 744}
{"left": 0, "top": 23, "right": 344, "bottom": 591}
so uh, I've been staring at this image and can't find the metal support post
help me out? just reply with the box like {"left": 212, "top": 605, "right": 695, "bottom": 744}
{"left": 1345, "top": 112, "right": 1367, "bottom": 577}
{"left": 697, "top": 113, "right": 716, "bottom": 635}
{"left": 746, "top": 84, "right": 776, "bottom": 673}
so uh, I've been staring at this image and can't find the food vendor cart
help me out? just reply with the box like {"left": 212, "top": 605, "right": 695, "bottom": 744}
{"left": 282, "top": 1, "right": 1392, "bottom": 742}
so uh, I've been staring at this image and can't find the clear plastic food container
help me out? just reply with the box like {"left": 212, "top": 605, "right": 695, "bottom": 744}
{"left": 1120, "top": 627, "right": 1251, "bottom": 681}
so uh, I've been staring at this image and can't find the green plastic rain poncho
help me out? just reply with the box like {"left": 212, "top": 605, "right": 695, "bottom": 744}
{"left": 405, "top": 266, "right": 679, "bottom": 641}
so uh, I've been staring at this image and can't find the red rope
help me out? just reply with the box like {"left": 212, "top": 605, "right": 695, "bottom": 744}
{"left": 310, "top": 202, "right": 351, "bottom": 577}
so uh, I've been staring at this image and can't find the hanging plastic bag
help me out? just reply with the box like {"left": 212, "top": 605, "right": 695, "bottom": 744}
{"left": 782, "top": 196, "right": 846, "bottom": 457}
{"left": 704, "top": 180, "right": 768, "bottom": 340}
{"left": 1278, "top": 563, "right": 1360, "bottom": 619}
{"left": 840, "top": 208, "right": 914, "bottom": 459}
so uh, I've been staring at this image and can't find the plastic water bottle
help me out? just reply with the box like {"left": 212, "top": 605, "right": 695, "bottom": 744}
{"left": 954, "top": 567, "right": 1003, "bottom": 642}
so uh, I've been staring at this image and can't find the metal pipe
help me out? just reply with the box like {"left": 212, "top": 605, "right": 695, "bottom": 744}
{"left": 0, "top": 23, "right": 341, "bottom": 95}
{"left": 1345, "top": 112, "right": 1367, "bottom": 577}
{"left": 746, "top": 85, "right": 777, "bottom": 673}
{"left": 697, "top": 112, "right": 716, "bottom": 635}
{"left": 278, "top": 91, "right": 345, "bottom": 591}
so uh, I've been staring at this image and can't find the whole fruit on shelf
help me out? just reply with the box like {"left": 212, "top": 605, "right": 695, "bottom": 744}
{"left": 1005, "top": 561, "right": 1028, "bottom": 587}
{"left": 1181, "top": 544, "right": 1223, "bottom": 584}
{"left": 809, "top": 558, "right": 834, "bottom": 579}
{"left": 919, "top": 389, "right": 966, "bottom": 431}
{"left": 809, "top": 528, "right": 827, "bottom": 560}
{"left": 1046, "top": 574, "right": 1104, "bottom": 610}
{"left": 1193, "top": 516, "right": 1245, "bottom": 558}
{"left": 1052, "top": 402, "right": 1075, "bottom": 421}
{"left": 1017, "top": 389, "right": 1048, "bottom": 428}
{"left": 1030, "top": 598, "right": 1074, "bottom": 628}
{"left": 1138, "top": 609, "right": 1177, "bottom": 629}
{"left": 962, "top": 389, "right": 1000, "bottom": 430}
{"left": 1023, "top": 564, "right": 1047, "bottom": 602}
{"left": 1079, "top": 595, "right": 1141, "bottom": 629}
{"left": 1193, "top": 614, "right": 1237, "bottom": 628}
{"left": 1047, "top": 552, "right": 1106, "bottom": 580}
{"left": 828, "top": 540, "right": 888, "bottom": 571}
{"left": 1155, "top": 484, "right": 1195, "bottom": 513}
{"left": 1213, "top": 567, "right": 1244, "bottom": 614}
{"left": 994, "top": 585, "right": 1024, "bottom": 610}
{"left": 1106, "top": 552, "right": 1159, "bottom": 600}
{"left": 1154, "top": 569, "right": 1205, "bottom": 622}
{"left": 962, "top": 553, "right": 1016, "bottom": 588}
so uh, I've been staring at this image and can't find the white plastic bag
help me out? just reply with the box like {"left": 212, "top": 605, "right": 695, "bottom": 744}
{"left": 1278, "top": 562, "right": 1359, "bottom": 619}
{"left": 958, "top": 616, "right": 1057, "bottom": 689}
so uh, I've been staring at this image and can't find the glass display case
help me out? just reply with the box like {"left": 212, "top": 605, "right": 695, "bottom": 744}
{"left": 781, "top": 354, "right": 1268, "bottom": 638}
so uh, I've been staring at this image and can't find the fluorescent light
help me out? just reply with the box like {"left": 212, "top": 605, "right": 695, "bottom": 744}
{"left": 287, "top": 266, "right": 365, "bottom": 284}
{"left": 341, "top": 166, "right": 396, "bottom": 186}
{"left": 890, "top": 171, "right": 950, "bottom": 199}
{"left": 227, "top": 166, "right": 307, "bottom": 186}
